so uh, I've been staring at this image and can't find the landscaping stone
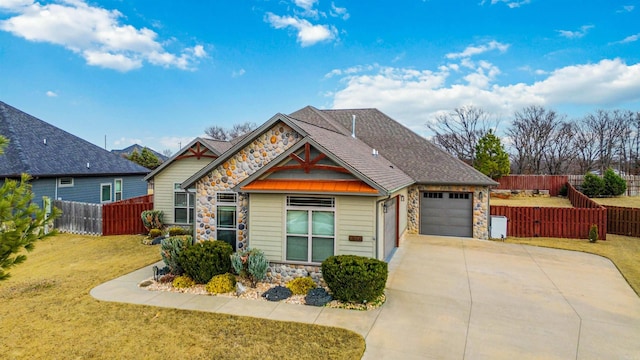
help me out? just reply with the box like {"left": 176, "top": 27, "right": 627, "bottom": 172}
{"left": 236, "top": 282, "right": 247, "bottom": 296}
{"left": 261, "top": 286, "right": 292, "bottom": 301}
{"left": 305, "top": 288, "right": 332, "bottom": 307}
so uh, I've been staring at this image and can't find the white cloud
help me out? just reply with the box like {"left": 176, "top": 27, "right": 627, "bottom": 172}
{"left": 617, "top": 5, "right": 634, "bottom": 13}
{"left": 113, "top": 136, "right": 143, "bottom": 147}
{"left": 330, "top": 2, "right": 349, "bottom": 20}
{"left": 0, "top": 0, "right": 206, "bottom": 71}
{"left": 615, "top": 33, "right": 640, "bottom": 44}
{"left": 446, "top": 40, "right": 509, "bottom": 59}
{"left": 232, "top": 68, "right": 246, "bottom": 77}
{"left": 557, "top": 25, "right": 594, "bottom": 39}
{"left": 265, "top": 12, "right": 337, "bottom": 46}
{"left": 46, "top": 90, "right": 57, "bottom": 97}
{"left": 481, "top": 0, "right": 531, "bottom": 8}
{"left": 329, "top": 58, "right": 640, "bottom": 134}
{"left": 294, "top": 0, "right": 317, "bottom": 11}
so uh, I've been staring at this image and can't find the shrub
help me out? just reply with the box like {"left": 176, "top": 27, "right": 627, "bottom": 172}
{"left": 179, "top": 240, "right": 233, "bottom": 284}
{"left": 286, "top": 277, "right": 317, "bottom": 295}
{"left": 172, "top": 275, "right": 195, "bottom": 289}
{"left": 231, "top": 248, "right": 269, "bottom": 287}
{"left": 589, "top": 224, "right": 599, "bottom": 243}
{"left": 581, "top": 172, "right": 605, "bottom": 197}
{"left": 322, "top": 255, "right": 388, "bottom": 303}
{"left": 603, "top": 168, "right": 626, "bottom": 196}
{"left": 558, "top": 184, "right": 568, "bottom": 197}
{"left": 158, "top": 274, "right": 175, "bottom": 284}
{"left": 168, "top": 226, "right": 187, "bottom": 236}
{"left": 205, "top": 273, "right": 237, "bottom": 294}
{"left": 160, "top": 236, "right": 193, "bottom": 275}
{"left": 141, "top": 210, "right": 163, "bottom": 231}
{"left": 148, "top": 228, "right": 163, "bottom": 238}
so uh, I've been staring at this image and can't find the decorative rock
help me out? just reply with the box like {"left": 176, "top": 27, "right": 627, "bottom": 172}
{"left": 236, "top": 282, "right": 247, "bottom": 296}
{"left": 305, "top": 288, "right": 332, "bottom": 307}
{"left": 151, "top": 236, "right": 164, "bottom": 245}
{"left": 261, "top": 286, "right": 292, "bottom": 301}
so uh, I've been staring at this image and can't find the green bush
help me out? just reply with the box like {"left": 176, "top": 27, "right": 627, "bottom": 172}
{"left": 205, "top": 273, "right": 237, "bottom": 294}
{"left": 148, "top": 228, "right": 163, "bottom": 238}
{"left": 603, "top": 168, "right": 626, "bottom": 196}
{"left": 558, "top": 184, "right": 568, "bottom": 197}
{"left": 581, "top": 172, "right": 605, "bottom": 197}
{"left": 168, "top": 226, "right": 187, "bottom": 236}
{"left": 172, "top": 275, "right": 195, "bottom": 289}
{"left": 286, "top": 277, "right": 317, "bottom": 295}
{"left": 321, "top": 255, "right": 388, "bottom": 303}
{"left": 141, "top": 210, "right": 163, "bottom": 231}
{"left": 589, "top": 224, "right": 599, "bottom": 243}
{"left": 179, "top": 240, "right": 233, "bottom": 284}
{"left": 160, "top": 236, "right": 193, "bottom": 275}
{"left": 231, "top": 248, "right": 269, "bottom": 287}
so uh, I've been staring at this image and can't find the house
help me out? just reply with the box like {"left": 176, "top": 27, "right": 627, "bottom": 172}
{"left": 143, "top": 137, "right": 232, "bottom": 226}
{"left": 177, "top": 106, "right": 497, "bottom": 270}
{"left": 0, "top": 101, "right": 150, "bottom": 206}
{"left": 111, "top": 144, "right": 169, "bottom": 162}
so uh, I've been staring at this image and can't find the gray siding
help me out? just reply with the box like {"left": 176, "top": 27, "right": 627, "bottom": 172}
{"left": 28, "top": 175, "right": 147, "bottom": 204}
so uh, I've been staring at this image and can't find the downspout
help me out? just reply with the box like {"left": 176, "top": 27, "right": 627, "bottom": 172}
{"left": 375, "top": 195, "right": 391, "bottom": 260}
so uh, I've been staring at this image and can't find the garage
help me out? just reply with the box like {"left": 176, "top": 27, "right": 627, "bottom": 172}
{"left": 419, "top": 191, "right": 473, "bottom": 237}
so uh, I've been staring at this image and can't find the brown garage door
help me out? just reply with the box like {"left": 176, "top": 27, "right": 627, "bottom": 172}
{"left": 420, "top": 191, "right": 473, "bottom": 237}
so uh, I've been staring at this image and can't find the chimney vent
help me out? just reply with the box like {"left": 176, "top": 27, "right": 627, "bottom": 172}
{"left": 351, "top": 115, "right": 356, "bottom": 138}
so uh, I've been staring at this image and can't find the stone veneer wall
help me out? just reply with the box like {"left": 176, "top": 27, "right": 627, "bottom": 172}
{"left": 265, "top": 263, "right": 325, "bottom": 287}
{"left": 407, "top": 184, "right": 490, "bottom": 239}
{"left": 195, "top": 123, "right": 300, "bottom": 249}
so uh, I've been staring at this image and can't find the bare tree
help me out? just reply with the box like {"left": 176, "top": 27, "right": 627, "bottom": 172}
{"left": 581, "top": 110, "right": 629, "bottom": 174}
{"left": 205, "top": 121, "right": 257, "bottom": 141}
{"left": 427, "top": 105, "right": 494, "bottom": 165}
{"left": 162, "top": 149, "right": 173, "bottom": 157}
{"left": 507, "top": 106, "right": 563, "bottom": 174}
{"left": 574, "top": 121, "right": 599, "bottom": 174}
{"left": 543, "top": 122, "right": 577, "bottom": 175}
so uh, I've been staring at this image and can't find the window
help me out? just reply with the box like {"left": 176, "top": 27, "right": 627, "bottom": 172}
{"left": 114, "top": 179, "right": 123, "bottom": 201}
{"left": 100, "top": 183, "right": 112, "bottom": 203}
{"left": 449, "top": 193, "right": 470, "bottom": 199}
{"left": 286, "top": 196, "right": 335, "bottom": 263}
{"left": 216, "top": 192, "right": 237, "bottom": 250}
{"left": 424, "top": 192, "right": 443, "bottom": 199}
{"left": 174, "top": 183, "right": 195, "bottom": 224}
{"left": 58, "top": 177, "right": 74, "bottom": 187}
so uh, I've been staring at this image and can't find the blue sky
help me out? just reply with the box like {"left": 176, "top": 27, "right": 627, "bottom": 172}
{"left": 0, "top": 0, "right": 639, "bottom": 154}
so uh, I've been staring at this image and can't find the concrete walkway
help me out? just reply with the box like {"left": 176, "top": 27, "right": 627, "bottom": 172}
{"left": 91, "top": 235, "right": 640, "bottom": 359}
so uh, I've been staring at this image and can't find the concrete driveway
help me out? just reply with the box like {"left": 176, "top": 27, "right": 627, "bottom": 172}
{"left": 364, "top": 234, "right": 640, "bottom": 359}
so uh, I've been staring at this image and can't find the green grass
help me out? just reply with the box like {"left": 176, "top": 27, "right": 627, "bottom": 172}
{"left": 503, "top": 234, "right": 640, "bottom": 297}
{"left": 592, "top": 196, "right": 640, "bottom": 208}
{"left": 490, "top": 196, "right": 574, "bottom": 207}
{"left": 0, "top": 234, "right": 365, "bottom": 359}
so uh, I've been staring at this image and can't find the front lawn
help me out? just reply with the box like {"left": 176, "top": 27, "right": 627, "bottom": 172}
{"left": 503, "top": 234, "right": 640, "bottom": 297}
{"left": 592, "top": 196, "right": 640, "bottom": 208}
{"left": 0, "top": 234, "right": 365, "bottom": 359}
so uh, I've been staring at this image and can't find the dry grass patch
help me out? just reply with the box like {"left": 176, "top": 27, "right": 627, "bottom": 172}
{"left": 503, "top": 235, "right": 640, "bottom": 297}
{"left": 490, "top": 196, "right": 574, "bottom": 208}
{"left": 0, "top": 234, "right": 365, "bottom": 359}
{"left": 592, "top": 196, "right": 640, "bottom": 208}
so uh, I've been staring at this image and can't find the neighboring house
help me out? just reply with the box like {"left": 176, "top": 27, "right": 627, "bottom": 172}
{"left": 0, "top": 101, "right": 150, "bottom": 206}
{"left": 143, "top": 137, "right": 232, "bottom": 226}
{"left": 179, "top": 106, "right": 497, "bottom": 269}
{"left": 111, "top": 144, "right": 169, "bottom": 162}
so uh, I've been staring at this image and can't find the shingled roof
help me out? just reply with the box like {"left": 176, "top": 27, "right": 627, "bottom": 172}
{"left": 290, "top": 106, "right": 497, "bottom": 186}
{"left": 0, "top": 101, "right": 150, "bottom": 178}
{"left": 111, "top": 144, "right": 168, "bottom": 161}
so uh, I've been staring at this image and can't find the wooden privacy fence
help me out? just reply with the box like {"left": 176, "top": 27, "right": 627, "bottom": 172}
{"left": 53, "top": 200, "right": 102, "bottom": 235}
{"left": 568, "top": 174, "right": 640, "bottom": 196}
{"left": 53, "top": 195, "right": 153, "bottom": 236}
{"left": 496, "top": 175, "right": 568, "bottom": 196}
{"left": 102, "top": 194, "right": 153, "bottom": 235}
{"left": 490, "top": 206, "right": 607, "bottom": 240}
{"left": 606, "top": 206, "right": 640, "bottom": 237}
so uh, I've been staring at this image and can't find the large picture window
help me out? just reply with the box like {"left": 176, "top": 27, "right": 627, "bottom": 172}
{"left": 174, "top": 183, "right": 195, "bottom": 224}
{"left": 286, "top": 196, "right": 335, "bottom": 263}
{"left": 216, "top": 192, "right": 237, "bottom": 250}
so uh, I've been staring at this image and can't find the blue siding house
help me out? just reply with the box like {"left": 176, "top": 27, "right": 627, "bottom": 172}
{"left": 0, "top": 101, "right": 150, "bottom": 206}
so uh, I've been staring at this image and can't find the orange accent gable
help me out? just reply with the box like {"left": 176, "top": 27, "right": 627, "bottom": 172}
{"left": 241, "top": 179, "right": 379, "bottom": 194}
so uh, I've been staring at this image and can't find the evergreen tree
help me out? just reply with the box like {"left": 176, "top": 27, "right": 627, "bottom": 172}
{"left": 127, "top": 148, "right": 161, "bottom": 169}
{"left": 603, "top": 168, "right": 626, "bottom": 196}
{"left": 0, "top": 136, "right": 60, "bottom": 281}
{"left": 474, "top": 130, "right": 510, "bottom": 179}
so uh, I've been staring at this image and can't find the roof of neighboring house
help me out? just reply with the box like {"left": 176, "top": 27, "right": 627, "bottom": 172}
{"left": 143, "top": 137, "right": 225, "bottom": 181}
{"left": 290, "top": 106, "right": 498, "bottom": 186}
{"left": 111, "top": 144, "right": 168, "bottom": 161}
{"left": 0, "top": 101, "right": 150, "bottom": 178}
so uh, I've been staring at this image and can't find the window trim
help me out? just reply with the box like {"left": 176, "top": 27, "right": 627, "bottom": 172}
{"left": 58, "top": 177, "right": 74, "bottom": 187}
{"left": 285, "top": 195, "right": 336, "bottom": 264}
{"left": 100, "top": 183, "right": 112, "bottom": 203}
{"left": 173, "top": 183, "right": 195, "bottom": 224}
{"left": 114, "top": 178, "right": 123, "bottom": 202}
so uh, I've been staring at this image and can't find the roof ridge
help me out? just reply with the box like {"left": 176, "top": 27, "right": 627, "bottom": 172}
{"left": 284, "top": 113, "right": 348, "bottom": 137}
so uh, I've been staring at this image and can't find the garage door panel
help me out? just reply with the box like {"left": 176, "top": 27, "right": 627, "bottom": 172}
{"left": 420, "top": 191, "right": 472, "bottom": 237}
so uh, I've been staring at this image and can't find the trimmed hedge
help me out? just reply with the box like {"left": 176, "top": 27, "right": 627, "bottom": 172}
{"left": 321, "top": 255, "right": 387, "bottom": 303}
{"left": 178, "top": 240, "right": 233, "bottom": 284}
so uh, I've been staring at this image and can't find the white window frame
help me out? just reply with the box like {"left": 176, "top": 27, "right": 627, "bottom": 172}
{"left": 100, "top": 183, "right": 112, "bottom": 203}
{"left": 173, "top": 183, "right": 195, "bottom": 224}
{"left": 285, "top": 196, "right": 336, "bottom": 264}
{"left": 58, "top": 177, "right": 74, "bottom": 187}
{"left": 114, "top": 178, "right": 123, "bottom": 201}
